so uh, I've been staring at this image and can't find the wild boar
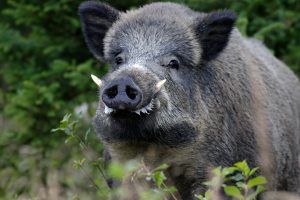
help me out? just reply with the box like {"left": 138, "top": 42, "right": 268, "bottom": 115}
{"left": 79, "top": 1, "right": 300, "bottom": 199}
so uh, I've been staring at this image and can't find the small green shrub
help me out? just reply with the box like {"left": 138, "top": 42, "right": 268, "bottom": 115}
{"left": 195, "top": 161, "right": 267, "bottom": 200}
{"left": 52, "top": 113, "right": 178, "bottom": 200}
{"left": 53, "top": 115, "right": 268, "bottom": 200}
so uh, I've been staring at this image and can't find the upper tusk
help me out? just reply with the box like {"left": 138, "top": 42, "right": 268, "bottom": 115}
{"left": 155, "top": 79, "right": 166, "bottom": 93}
{"left": 91, "top": 74, "right": 102, "bottom": 87}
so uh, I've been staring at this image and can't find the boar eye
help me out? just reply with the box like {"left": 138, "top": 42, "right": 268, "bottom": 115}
{"left": 167, "top": 59, "right": 179, "bottom": 69}
{"left": 115, "top": 56, "right": 123, "bottom": 65}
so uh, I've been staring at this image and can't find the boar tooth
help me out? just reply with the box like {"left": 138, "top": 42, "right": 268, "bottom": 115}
{"left": 104, "top": 105, "right": 113, "bottom": 114}
{"left": 141, "top": 108, "right": 148, "bottom": 114}
{"left": 148, "top": 100, "right": 154, "bottom": 110}
{"left": 134, "top": 110, "right": 141, "bottom": 115}
{"left": 150, "top": 100, "right": 155, "bottom": 108}
{"left": 91, "top": 74, "right": 102, "bottom": 87}
{"left": 146, "top": 104, "right": 152, "bottom": 111}
{"left": 144, "top": 100, "right": 154, "bottom": 111}
{"left": 155, "top": 79, "right": 166, "bottom": 93}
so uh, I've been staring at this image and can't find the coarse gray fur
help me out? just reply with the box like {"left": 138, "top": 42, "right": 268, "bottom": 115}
{"left": 79, "top": 1, "right": 300, "bottom": 199}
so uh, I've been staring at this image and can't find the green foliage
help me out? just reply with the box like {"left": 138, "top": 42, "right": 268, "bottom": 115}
{"left": 107, "top": 160, "right": 141, "bottom": 180}
{"left": 195, "top": 161, "right": 267, "bottom": 200}
{"left": 53, "top": 116, "right": 266, "bottom": 200}
{"left": 0, "top": 0, "right": 103, "bottom": 198}
{"left": 52, "top": 113, "right": 111, "bottom": 198}
{"left": 53, "top": 114, "right": 177, "bottom": 200}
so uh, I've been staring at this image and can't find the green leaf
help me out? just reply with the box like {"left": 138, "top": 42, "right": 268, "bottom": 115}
{"left": 65, "top": 135, "right": 75, "bottom": 144}
{"left": 230, "top": 173, "right": 244, "bottom": 182}
{"left": 79, "top": 142, "right": 85, "bottom": 149}
{"left": 256, "top": 185, "right": 265, "bottom": 194}
{"left": 246, "top": 185, "right": 265, "bottom": 200}
{"left": 246, "top": 193, "right": 256, "bottom": 200}
{"left": 152, "top": 171, "right": 166, "bottom": 188}
{"left": 249, "top": 167, "right": 259, "bottom": 176}
{"left": 70, "top": 121, "right": 78, "bottom": 131}
{"left": 247, "top": 176, "right": 267, "bottom": 189}
{"left": 61, "top": 113, "right": 72, "bottom": 124}
{"left": 194, "top": 194, "right": 205, "bottom": 200}
{"left": 73, "top": 159, "right": 85, "bottom": 169}
{"left": 204, "top": 190, "right": 211, "bottom": 199}
{"left": 162, "top": 186, "right": 177, "bottom": 194}
{"left": 234, "top": 160, "right": 250, "bottom": 176}
{"left": 84, "top": 128, "right": 90, "bottom": 141}
{"left": 108, "top": 162, "right": 125, "bottom": 180}
{"left": 51, "top": 127, "right": 63, "bottom": 133}
{"left": 152, "top": 163, "right": 169, "bottom": 172}
{"left": 224, "top": 186, "right": 243, "bottom": 199}
{"left": 222, "top": 167, "right": 239, "bottom": 176}
{"left": 236, "top": 182, "right": 245, "bottom": 189}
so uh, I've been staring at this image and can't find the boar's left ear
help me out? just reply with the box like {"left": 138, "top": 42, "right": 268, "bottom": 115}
{"left": 79, "top": 1, "right": 120, "bottom": 60}
{"left": 195, "top": 10, "right": 236, "bottom": 61}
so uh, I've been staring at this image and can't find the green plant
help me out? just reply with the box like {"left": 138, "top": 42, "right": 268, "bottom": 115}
{"left": 52, "top": 113, "right": 178, "bottom": 200}
{"left": 52, "top": 113, "right": 111, "bottom": 196}
{"left": 53, "top": 114, "right": 266, "bottom": 200}
{"left": 195, "top": 161, "right": 267, "bottom": 200}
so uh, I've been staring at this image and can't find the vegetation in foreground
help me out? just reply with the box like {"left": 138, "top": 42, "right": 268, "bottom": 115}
{"left": 53, "top": 114, "right": 267, "bottom": 200}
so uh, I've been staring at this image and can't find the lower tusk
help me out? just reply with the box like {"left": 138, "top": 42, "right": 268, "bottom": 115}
{"left": 155, "top": 79, "right": 166, "bottom": 93}
{"left": 104, "top": 105, "right": 114, "bottom": 114}
{"left": 91, "top": 74, "right": 102, "bottom": 87}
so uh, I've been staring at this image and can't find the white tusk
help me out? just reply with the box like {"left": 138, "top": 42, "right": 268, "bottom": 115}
{"left": 134, "top": 110, "right": 141, "bottom": 115}
{"left": 155, "top": 79, "right": 166, "bottom": 93}
{"left": 91, "top": 74, "right": 102, "bottom": 87}
{"left": 140, "top": 108, "right": 148, "bottom": 114}
{"left": 104, "top": 105, "right": 114, "bottom": 114}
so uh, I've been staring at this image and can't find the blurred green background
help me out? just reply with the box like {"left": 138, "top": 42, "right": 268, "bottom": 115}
{"left": 0, "top": 0, "right": 299, "bottom": 199}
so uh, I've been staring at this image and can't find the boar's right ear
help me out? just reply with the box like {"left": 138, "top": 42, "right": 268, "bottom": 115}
{"left": 79, "top": 1, "right": 120, "bottom": 60}
{"left": 195, "top": 10, "right": 236, "bottom": 61}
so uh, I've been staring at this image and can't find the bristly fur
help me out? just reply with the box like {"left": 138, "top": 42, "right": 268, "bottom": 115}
{"left": 79, "top": 1, "right": 300, "bottom": 199}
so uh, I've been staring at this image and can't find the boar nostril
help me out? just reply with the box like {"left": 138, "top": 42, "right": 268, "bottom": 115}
{"left": 106, "top": 85, "right": 118, "bottom": 99}
{"left": 126, "top": 85, "right": 138, "bottom": 100}
{"left": 102, "top": 77, "right": 142, "bottom": 110}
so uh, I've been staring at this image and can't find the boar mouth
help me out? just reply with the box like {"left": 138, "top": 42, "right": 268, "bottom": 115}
{"left": 100, "top": 79, "right": 165, "bottom": 118}
{"left": 104, "top": 99, "right": 155, "bottom": 116}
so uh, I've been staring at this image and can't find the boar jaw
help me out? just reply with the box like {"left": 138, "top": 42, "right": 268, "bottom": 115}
{"left": 103, "top": 99, "right": 155, "bottom": 115}
{"left": 133, "top": 99, "right": 155, "bottom": 115}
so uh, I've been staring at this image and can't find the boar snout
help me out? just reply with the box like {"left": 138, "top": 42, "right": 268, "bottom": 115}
{"left": 102, "top": 76, "right": 142, "bottom": 110}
